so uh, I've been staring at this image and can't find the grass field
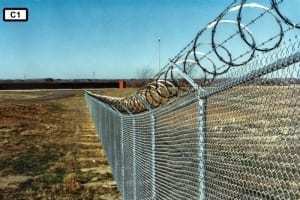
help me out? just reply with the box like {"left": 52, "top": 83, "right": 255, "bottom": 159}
{"left": 1, "top": 86, "right": 299, "bottom": 199}
{"left": 0, "top": 89, "right": 133, "bottom": 200}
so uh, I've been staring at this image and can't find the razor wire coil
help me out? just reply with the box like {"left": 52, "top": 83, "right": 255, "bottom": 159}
{"left": 90, "top": 0, "right": 299, "bottom": 115}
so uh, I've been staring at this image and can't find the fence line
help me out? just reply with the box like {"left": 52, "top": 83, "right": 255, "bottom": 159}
{"left": 85, "top": 48, "right": 300, "bottom": 200}
{"left": 85, "top": 1, "right": 300, "bottom": 199}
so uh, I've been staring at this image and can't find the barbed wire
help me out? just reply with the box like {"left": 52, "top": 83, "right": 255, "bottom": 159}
{"left": 90, "top": 0, "right": 299, "bottom": 114}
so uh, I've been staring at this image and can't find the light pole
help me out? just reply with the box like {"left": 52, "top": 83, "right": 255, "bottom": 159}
{"left": 158, "top": 38, "right": 161, "bottom": 71}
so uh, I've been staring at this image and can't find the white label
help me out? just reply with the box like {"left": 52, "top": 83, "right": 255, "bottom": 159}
{"left": 3, "top": 8, "right": 28, "bottom": 21}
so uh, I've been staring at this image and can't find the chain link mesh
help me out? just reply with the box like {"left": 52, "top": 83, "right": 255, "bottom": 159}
{"left": 85, "top": 35, "right": 300, "bottom": 199}
{"left": 84, "top": 0, "right": 300, "bottom": 197}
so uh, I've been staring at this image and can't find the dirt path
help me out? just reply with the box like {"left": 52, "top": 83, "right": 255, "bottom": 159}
{"left": 0, "top": 90, "right": 121, "bottom": 199}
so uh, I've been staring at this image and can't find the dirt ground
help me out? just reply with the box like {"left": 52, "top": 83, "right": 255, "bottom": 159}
{"left": 0, "top": 89, "right": 133, "bottom": 200}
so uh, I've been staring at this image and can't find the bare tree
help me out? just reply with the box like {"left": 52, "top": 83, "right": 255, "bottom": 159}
{"left": 136, "top": 66, "right": 154, "bottom": 85}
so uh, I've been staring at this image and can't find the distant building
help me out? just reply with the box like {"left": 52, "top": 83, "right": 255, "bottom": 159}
{"left": 118, "top": 80, "right": 126, "bottom": 89}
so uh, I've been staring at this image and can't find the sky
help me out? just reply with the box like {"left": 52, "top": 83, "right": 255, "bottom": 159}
{"left": 0, "top": 0, "right": 298, "bottom": 79}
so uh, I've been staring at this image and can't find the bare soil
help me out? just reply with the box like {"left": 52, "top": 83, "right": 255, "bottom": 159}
{"left": 0, "top": 89, "right": 127, "bottom": 200}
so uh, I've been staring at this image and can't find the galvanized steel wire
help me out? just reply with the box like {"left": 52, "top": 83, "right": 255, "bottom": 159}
{"left": 86, "top": 50, "right": 300, "bottom": 199}
{"left": 89, "top": 0, "right": 300, "bottom": 114}
{"left": 85, "top": 0, "right": 300, "bottom": 199}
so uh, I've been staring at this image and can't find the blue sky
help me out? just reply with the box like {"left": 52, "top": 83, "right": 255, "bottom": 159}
{"left": 0, "top": 0, "right": 298, "bottom": 79}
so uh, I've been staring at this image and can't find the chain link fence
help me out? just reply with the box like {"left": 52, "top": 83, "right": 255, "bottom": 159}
{"left": 85, "top": 0, "right": 300, "bottom": 198}
{"left": 85, "top": 37, "right": 300, "bottom": 200}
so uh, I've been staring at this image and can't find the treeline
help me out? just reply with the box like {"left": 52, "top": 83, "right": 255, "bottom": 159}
{"left": 0, "top": 78, "right": 299, "bottom": 90}
{"left": 0, "top": 79, "right": 120, "bottom": 90}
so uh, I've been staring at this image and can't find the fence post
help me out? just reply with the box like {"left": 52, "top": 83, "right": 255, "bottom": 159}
{"left": 119, "top": 114, "right": 125, "bottom": 197}
{"left": 113, "top": 113, "right": 118, "bottom": 184}
{"left": 132, "top": 118, "right": 137, "bottom": 200}
{"left": 150, "top": 112, "right": 156, "bottom": 200}
{"left": 135, "top": 94, "right": 155, "bottom": 199}
{"left": 197, "top": 97, "right": 207, "bottom": 200}
{"left": 168, "top": 64, "right": 208, "bottom": 199}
